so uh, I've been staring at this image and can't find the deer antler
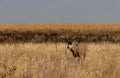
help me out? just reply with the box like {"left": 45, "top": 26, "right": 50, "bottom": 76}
{"left": 73, "top": 29, "right": 80, "bottom": 41}
{"left": 62, "top": 31, "right": 69, "bottom": 42}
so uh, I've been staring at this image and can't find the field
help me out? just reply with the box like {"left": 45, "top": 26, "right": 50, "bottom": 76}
{"left": 0, "top": 24, "right": 120, "bottom": 43}
{"left": 0, "top": 24, "right": 120, "bottom": 78}
{"left": 0, "top": 43, "right": 120, "bottom": 78}
{"left": 0, "top": 24, "right": 120, "bottom": 31}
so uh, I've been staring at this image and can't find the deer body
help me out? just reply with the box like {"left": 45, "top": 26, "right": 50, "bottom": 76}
{"left": 63, "top": 30, "right": 87, "bottom": 62}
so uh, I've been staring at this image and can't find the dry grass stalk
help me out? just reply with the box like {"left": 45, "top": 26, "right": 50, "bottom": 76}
{"left": 0, "top": 43, "right": 120, "bottom": 78}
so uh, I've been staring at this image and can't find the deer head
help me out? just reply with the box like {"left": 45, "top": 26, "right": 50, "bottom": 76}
{"left": 62, "top": 30, "right": 80, "bottom": 50}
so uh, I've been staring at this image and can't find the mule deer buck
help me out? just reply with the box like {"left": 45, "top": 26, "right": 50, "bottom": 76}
{"left": 63, "top": 31, "right": 87, "bottom": 62}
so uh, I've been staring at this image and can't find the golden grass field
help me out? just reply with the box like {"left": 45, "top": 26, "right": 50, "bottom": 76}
{"left": 0, "top": 43, "right": 120, "bottom": 78}
{"left": 0, "top": 24, "right": 120, "bottom": 31}
{"left": 0, "top": 24, "right": 120, "bottom": 78}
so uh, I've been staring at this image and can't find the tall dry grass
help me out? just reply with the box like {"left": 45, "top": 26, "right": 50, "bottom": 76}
{"left": 0, "top": 43, "right": 120, "bottom": 78}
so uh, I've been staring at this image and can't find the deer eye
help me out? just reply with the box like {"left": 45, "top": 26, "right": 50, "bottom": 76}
{"left": 68, "top": 42, "right": 72, "bottom": 45}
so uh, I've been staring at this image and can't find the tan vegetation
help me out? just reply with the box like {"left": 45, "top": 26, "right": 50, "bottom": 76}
{"left": 0, "top": 24, "right": 120, "bottom": 31}
{"left": 0, "top": 24, "right": 120, "bottom": 78}
{"left": 0, "top": 27, "right": 120, "bottom": 43}
{"left": 0, "top": 43, "right": 120, "bottom": 78}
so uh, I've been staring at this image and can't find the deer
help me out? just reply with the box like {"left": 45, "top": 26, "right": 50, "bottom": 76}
{"left": 63, "top": 31, "right": 88, "bottom": 63}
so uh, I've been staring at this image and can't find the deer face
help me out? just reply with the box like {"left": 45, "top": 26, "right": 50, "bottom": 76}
{"left": 67, "top": 41, "right": 78, "bottom": 49}
{"left": 62, "top": 31, "right": 80, "bottom": 49}
{"left": 66, "top": 40, "right": 80, "bottom": 58}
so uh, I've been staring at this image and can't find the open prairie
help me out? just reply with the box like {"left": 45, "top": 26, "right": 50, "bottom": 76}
{"left": 0, "top": 24, "right": 120, "bottom": 78}
{"left": 0, "top": 24, "right": 120, "bottom": 43}
{"left": 0, "top": 43, "right": 120, "bottom": 78}
{"left": 0, "top": 24, "right": 120, "bottom": 31}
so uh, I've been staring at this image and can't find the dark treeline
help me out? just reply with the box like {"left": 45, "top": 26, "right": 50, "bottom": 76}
{"left": 0, "top": 30, "right": 120, "bottom": 43}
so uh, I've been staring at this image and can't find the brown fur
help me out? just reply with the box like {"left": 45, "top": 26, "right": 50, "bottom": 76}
{"left": 67, "top": 42, "right": 87, "bottom": 61}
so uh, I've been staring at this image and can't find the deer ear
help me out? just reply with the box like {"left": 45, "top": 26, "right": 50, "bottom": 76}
{"left": 74, "top": 41, "right": 78, "bottom": 46}
{"left": 61, "top": 37, "right": 69, "bottom": 42}
{"left": 75, "top": 43, "right": 78, "bottom": 46}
